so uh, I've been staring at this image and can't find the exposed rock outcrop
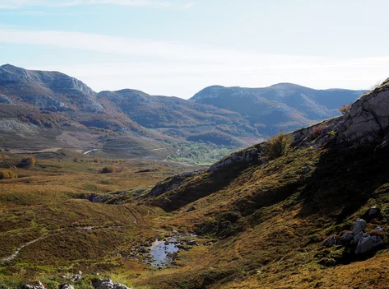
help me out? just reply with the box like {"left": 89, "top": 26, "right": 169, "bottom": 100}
{"left": 208, "top": 144, "right": 264, "bottom": 173}
{"left": 337, "top": 78, "right": 389, "bottom": 146}
{"left": 144, "top": 170, "right": 203, "bottom": 199}
{"left": 324, "top": 219, "right": 384, "bottom": 256}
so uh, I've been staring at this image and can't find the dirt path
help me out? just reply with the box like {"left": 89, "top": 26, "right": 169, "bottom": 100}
{"left": 234, "top": 239, "right": 244, "bottom": 260}
{"left": 0, "top": 225, "right": 127, "bottom": 264}
{"left": 0, "top": 235, "right": 49, "bottom": 264}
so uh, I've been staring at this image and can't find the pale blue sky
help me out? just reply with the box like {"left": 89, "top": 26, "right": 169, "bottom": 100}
{"left": 0, "top": 0, "right": 388, "bottom": 98}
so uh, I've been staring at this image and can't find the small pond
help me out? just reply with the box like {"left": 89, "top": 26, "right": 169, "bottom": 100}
{"left": 149, "top": 238, "right": 180, "bottom": 268}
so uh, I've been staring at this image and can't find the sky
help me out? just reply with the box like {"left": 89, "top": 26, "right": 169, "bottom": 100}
{"left": 0, "top": 0, "right": 389, "bottom": 98}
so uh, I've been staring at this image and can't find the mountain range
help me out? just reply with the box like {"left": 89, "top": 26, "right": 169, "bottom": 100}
{"left": 0, "top": 64, "right": 365, "bottom": 153}
{"left": 192, "top": 83, "right": 364, "bottom": 134}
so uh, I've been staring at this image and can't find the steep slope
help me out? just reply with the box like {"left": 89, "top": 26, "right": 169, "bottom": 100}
{"left": 136, "top": 80, "right": 389, "bottom": 288}
{"left": 191, "top": 83, "right": 365, "bottom": 135}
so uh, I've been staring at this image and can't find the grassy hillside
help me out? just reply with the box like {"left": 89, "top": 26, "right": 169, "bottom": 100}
{"left": 137, "top": 142, "right": 389, "bottom": 288}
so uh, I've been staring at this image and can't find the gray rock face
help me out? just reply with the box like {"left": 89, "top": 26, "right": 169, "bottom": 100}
{"left": 338, "top": 80, "right": 389, "bottom": 145}
{"left": 292, "top": 117, "right": 341, "bottom": 147}
{"left": 353, "top": 219, "right": 367, "bottom": 234}
{"left": 92, "top": 279, "right": 132, "bottom": 289}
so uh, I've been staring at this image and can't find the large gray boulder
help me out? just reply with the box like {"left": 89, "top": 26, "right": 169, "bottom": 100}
{"left": 355, "top": 234, "right": 383, "bottom": 254}
{"left": 338, "top": 79, "right": 389, "bottom": 146}
{"left": 352, "top": 219, "right": 366, "bottom": 234}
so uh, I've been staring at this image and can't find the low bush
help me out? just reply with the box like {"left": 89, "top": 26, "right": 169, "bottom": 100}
{"left": 339, "top": 104, "right": 352, "bottom": 116}
{"left": 0, "top": 170, "right": 18, "bottom": 179}
{"left": 265, "top": 132, "right": 293, "bottom": 159}
{"left": 18, "top": 156, "right": 36, "bottom": 167}
{"left": 100, "top": 165, "right": 119, "bottom": 173}
{"left": 309, "top": 124, "right": 326, "bottom": 140}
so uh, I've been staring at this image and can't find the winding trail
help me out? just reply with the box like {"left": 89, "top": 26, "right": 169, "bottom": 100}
{"left": 0, "top": 225, "right": 127, "bottom": 264}
{"left": 1, "top": 235, "right": 49, "bottom": 264}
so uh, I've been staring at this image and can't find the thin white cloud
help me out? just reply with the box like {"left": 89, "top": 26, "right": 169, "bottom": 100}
{"left": 0, "top": 27, "right": 325, "bottom": 64}
{"left": 0, "top": 27, "right": 388, "bottom": 97}
{"left": 0, "top": 0, "right": 193, "bottom": 9}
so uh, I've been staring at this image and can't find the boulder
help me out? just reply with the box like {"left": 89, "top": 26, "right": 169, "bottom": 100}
{"left": 372, "top": 227, "right": 383, "bottom": 232}
{"left": 355, "top": 235, "right": 383, "bottom": 254}
{"left": 92, "top": 279, "right": 132, "bottom": 289}
{"left": 352, "top": 231, "right": 365, "bottom": 245}
{"left": 22, "top": 282, "right": 45, "bottom": 289}
{"left": 185, "top": 206, "right": 196, "bottom": 212}
{"left": 70, "top": 273, "right": 82, "bottom": 282}
{"left": 352, "top": 219, "right": 366, "bottom": 234}
{"left": 59, "top": 284, "right": 74, "bottom": 289}
{"left": 340, "top": 232, "right": 354, "bottom": 243}
{"left": 322, "top": 236, "right": 337, "bottom": 247}
{"left": 361, "top": 207, "right": 382, "bottom": 222}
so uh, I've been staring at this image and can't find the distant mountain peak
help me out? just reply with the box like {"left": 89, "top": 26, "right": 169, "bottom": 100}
{"left": 0, "top": 64, "right": 95, "bottom": 96}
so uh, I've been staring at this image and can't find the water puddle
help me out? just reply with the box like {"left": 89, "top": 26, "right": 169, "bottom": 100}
{"left": 149, "top": 238, "right": 179, "bottom": 268}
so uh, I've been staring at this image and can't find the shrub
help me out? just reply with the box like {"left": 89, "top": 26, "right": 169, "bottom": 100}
{"left": 0, "top": 170, "right": 18, "bottom": 179}
{"left": 309, "top": 124, "right": 326, "bottom": 140}
{"left": 19, "top": 156, "right": 36, "bottom": 167}
{"left": 265, "top": 132, "right": 293, "bottom": 159}
{"left": 100, "top": 165, "right": 119, "bottom": 174}
{"left": 94, "top": 158, "right": 100, "bottom": 163}
{"left": 339, "top": 104, "right": 352, "bottom": 116}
